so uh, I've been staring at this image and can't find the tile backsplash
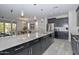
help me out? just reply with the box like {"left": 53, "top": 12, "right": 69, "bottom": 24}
{"left": 55, "top": 27, "right": 68, "bottom": 31}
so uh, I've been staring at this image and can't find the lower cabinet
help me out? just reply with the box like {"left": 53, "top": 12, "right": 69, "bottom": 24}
{"left": 41, "top": 33, "right": 54, "bottom": 54}
{"left": 0, "top": 48, "right": 15, "bottom": 55}
{"left": 31, "top": 41, "right": 42, "bottom": 55}
{"left": 46, "top": 35, "right": 51, "bottom": 49}
{"left": 41, "top": 36, "right": 47, "bottom": 53}
{"left": 55, "top": 31, "right": 68, "bottom": 40}
{"left": 16, "top": 47, "right": 30, "bottom": 55}
{"left": 0, "top": 44, "right": 25, "bottom": 55}
{"left": 15, "top": 43, "right": 31, "bottom": 55}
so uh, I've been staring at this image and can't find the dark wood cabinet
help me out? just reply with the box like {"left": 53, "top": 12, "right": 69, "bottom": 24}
{"left": 15, "top": 42, "right": 31, "bottom": 55}
{"left": 0, "top": 33, "right": 54, "bottom": 55}
{"left": 16, "top": 47, "right": 30, "bottom": 55}
{"left": 48, "top": 17, "right": 68, "bottom": 27}
{"left": 31, "top": 41, "right": 42, "bottom": 55}
{"left": 0, "top": 47, "right": 14, "bottom": 55}
{"left": 46, "top": 34, "right": 53, "bottom": 48}
{"left": 41, "top": 36, "right": 47, "bottom": 53}
{"left": 55, "top": 31, "right": 68, "bottom": 40}
{"left": 0, "top": 44, "right": 25, "bottom": 55}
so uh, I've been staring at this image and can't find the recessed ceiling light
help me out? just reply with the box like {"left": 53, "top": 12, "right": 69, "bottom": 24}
{"left": 1, "top": 16, "right": 4, "bottom": 18}
{"left": 10, "top": 9, "right": 13, "bottom": 13}
{"left": 41, "top": 9, "right": 43, "bottom": 11}
{"left": 33, "top": 4, "right": 37, "bottom": 6}
{"left": 34, "top": 16, "right": 37, "bottom": 19}
{"left": 53, "top": 6, "right": 58, "bottom": 9}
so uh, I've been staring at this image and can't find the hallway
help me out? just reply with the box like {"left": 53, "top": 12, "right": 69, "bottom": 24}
{"left": 43, "top": 39, "right": 72, "bottom": 55}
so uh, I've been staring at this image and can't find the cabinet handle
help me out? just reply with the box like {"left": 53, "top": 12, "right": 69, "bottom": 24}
{"left": 29, "top": 48, "right": 32, "bottom": 55}
{"left": 29, "top": 49, "right": 30, "bottom": 55}
{"left": 30, "top": 48, "right": 32, "bottom": 55}
{"left": 0, "top": 51, "right": 10, "bottom": 53}
{"left": 15, "top": 46, "right": 24, "bottom": 51}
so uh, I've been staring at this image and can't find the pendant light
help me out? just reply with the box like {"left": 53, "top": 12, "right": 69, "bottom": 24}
{"left": 21, "top": 10, "right": 24, "bottom": 17}
{"left": 40, "top": 9, "right": 44, "bottom": 23}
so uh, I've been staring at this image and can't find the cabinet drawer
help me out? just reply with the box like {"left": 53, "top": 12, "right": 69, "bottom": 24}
{"left": 30, "top": 39, "right": 40, "bottom": 46}
{"left": 14, "top": 46, "right": 24, "bottom": 51}
{"left": 0, "top": 47, "right": 15, "bottom": 55}
{"left": 16, "top": 47, "right": 30, "bottom": 55}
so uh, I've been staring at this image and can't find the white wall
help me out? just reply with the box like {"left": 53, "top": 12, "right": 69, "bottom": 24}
{"left": 16, "top": 17, "right": 47, "bottom": 33}
{"left": 16, "top": 20, "right": 23, "bottom": 32}
{"left": 38, "top": 17, "right": 47, "bottom": 33}
{"left": 68, "top": 10, "right": 79, "bottom": 42}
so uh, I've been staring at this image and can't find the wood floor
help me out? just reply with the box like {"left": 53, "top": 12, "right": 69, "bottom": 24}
{"left": 43, "top": 39, "right": 72, "bottom": 55}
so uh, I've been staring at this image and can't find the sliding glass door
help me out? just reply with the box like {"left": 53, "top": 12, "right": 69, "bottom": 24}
{"left": 5, "top": 23, "right": 11, "bottom": 35}
{"left": 0, "top": 21, "right": 16, "bottom": 37}
{"left": 0, "top": 22, "right": 4, "bottom": 33}
{"left": 12, "top": 23, "right": 16, "bottom": 34}
{"left": 0, "top": 22, "right": 5, "bottom": 37}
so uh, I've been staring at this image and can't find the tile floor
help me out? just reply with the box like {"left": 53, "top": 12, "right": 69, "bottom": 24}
{"left": 43, "top": 39, "right": 73, "bottom": 55}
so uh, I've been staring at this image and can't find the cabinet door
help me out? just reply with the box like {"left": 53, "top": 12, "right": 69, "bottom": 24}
{"left": 55, "top": 31, "right": 61, "bottom": 39}
{"left": 31, "top": 41, "right": 42, "bottom": 55}
{"left": 64, "top": 32, "right": 68, "bottom": 39}
{"left": 45, "top": 35, "right": 49, "bottom": 48}
{"left": 55, "top": 31, "right": 58, "bottom": 38}
{"left": 15, "top": 42, "right": 31, "bottom": 55}
{"left": 46, "top": 34, "right": 53, "bottom": 48}
{"left": 0, "top": 48, "right": 15, "bottom": 55}
{"left": 49, "top": 34, "right": 54, "bottom": 43}
{"left": 51, "top": 33, "right": 54, "bottom": 39}
{"left": 58, "top": 32, "right": 61, "bottom": 39}
{"left": 16, "top": 47, "right": 30, "bottom": 55}
{"left": 41, "top": 36, "right": 47, "bottom": 54}
{"left": 46, "top": 35, "right": 51, "bottom": 48}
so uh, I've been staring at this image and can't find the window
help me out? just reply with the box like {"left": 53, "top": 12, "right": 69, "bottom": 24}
{"left": 12, "top": 23, "right": 16, "bottom": 34}
{"left": 5, "top": 23, "right": 11, "bottom": 34}
{"left": 0, "top": 22, "right": 17, "bottom": 37}
{"left": 0, "top": 22, "right": 4, "bottom": 33}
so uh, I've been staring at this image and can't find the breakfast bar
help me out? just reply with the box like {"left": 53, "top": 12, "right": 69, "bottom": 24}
{"left": 0, "top": 31, "right": 54, "bottom": 55}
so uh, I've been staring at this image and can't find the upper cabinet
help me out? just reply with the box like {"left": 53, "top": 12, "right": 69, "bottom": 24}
{"left": 76, "top": 6, "right": 79, "bottom": 26}
{"left": 48, "top": 17, "right": 68, "bottom": 27}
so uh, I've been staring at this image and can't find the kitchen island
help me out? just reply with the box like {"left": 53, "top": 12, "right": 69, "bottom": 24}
{"left": 0, "top": 31, "right": 54, "bottom": 55}
{"left": 71, "top": 34, "right": 79, "bottom": 55}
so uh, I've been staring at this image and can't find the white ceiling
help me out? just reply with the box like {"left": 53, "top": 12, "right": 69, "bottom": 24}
{"left": 0, "top": 4, "right": 78, "bottom": 20}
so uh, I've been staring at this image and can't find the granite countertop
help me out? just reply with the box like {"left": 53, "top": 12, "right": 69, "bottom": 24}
{"left": 0, "top": 31, "right": 53, "bottom": 51}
